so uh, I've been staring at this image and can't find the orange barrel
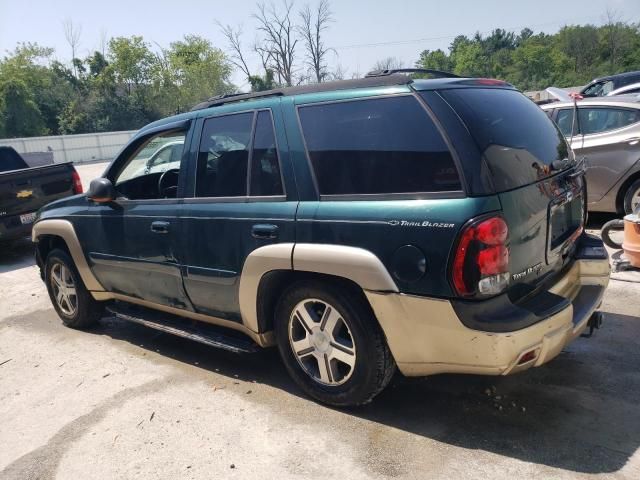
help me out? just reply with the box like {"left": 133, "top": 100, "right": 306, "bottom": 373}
{"left": 622, "top": 214, "right": 640, "bottom": 268}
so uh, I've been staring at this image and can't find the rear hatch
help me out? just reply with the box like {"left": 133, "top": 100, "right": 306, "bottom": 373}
{"left": 440, "top": 87, "right": 584, "bottom": 298}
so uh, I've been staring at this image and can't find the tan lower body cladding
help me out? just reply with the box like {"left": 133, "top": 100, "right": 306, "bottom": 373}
{"left": 366, "top": 258, "right": 610, "bottom": 377}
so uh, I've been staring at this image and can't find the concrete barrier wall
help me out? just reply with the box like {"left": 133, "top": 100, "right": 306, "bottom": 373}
{"left": 0, "top": 130, "right": 137, "bottom": 165}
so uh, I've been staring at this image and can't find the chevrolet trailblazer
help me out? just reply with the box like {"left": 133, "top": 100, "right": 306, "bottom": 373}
{"left": 32, "top": 70, "right": 610, "bottom": 406}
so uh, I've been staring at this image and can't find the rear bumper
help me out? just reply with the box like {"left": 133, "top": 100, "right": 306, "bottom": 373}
{"left": 366, "top": 255, "right": 610, "bottom": 377}
{"left": 0, "top": 214, "right": 34, "bottom": 241}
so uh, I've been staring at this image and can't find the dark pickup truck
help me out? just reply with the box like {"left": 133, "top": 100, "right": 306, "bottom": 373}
{"left": 0, "top": 146, "right": 83, "bottom": 242}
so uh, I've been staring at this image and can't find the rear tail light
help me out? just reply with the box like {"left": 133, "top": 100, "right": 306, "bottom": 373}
{"left": 71, "top": 169, "right": 83, "bottom": 194}
{"left": 451, "top": 215, "right": 510, "bottom": 297}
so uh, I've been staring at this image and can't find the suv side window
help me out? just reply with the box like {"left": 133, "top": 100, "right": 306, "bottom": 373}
{"left": 579, "top": 107, "right": 640, "bottom": 135}
{"left": 196, "top": 113, "right": 253, "bottom": 197}
{"left": 112, "top": 131, "right": 186, "bottom": 200}
{"left": 196, "top": 110, "right": 284, "bottom": 198}
{"left": 250, "top": 111, "right": 283, "bottom": 196}
{"left": 555, "top": 109, "right": 577, "bottom": 136}
{"left": 298, "top": 96, "right": 461, "bottom": 195}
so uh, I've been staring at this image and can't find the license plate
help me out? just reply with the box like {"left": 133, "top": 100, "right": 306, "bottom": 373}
{"left": 20, "top": 212, "right": 37, "bottom": 225}
{"left": 549, "top": 196, "right": 582, "bottom": 250}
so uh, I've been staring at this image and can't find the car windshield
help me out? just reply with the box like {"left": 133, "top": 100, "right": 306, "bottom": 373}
{"left": 582, "top": 80, "right": 614, "bottom": 97}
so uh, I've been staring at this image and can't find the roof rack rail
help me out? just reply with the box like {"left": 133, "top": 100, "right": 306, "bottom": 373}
{"left": 191, "top": 90, "right": 284, "bottom": 111}
{"left": 365, "top": 68, "right": 459, "bottom": 79}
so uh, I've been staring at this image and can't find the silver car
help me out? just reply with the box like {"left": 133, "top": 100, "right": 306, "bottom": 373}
{"left": 542, "top": 96, "right": 640, "bottom": 213}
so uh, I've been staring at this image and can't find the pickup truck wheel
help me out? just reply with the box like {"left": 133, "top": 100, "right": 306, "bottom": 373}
{"left": 274, "top": 281, "right": 395, "bottom": 407}
{"left": 45, "top": 249, "right": 103, "bottom": 329}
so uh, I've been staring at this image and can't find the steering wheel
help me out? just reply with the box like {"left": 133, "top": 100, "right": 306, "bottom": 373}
{"left": 158, "top": 168, "right": 180, "bottom": 198}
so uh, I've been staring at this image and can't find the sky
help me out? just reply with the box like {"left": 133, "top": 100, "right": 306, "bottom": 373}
{"left": 1, "top": 0, "right": 639, "bottom": 90}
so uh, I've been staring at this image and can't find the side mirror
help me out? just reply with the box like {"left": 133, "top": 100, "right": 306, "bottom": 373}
{"left": 87, "top": 178, "right": 116, "bottom": 203}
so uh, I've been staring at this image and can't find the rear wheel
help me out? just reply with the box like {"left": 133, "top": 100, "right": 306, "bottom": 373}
{"left": 274, "top": 280, "right": 395, "bottom": 407}
{"left": 623, "top": 178, "right": 640, "bottom": 214}
{"left": 45, "top": 249, "right": 103, "bottom": 329}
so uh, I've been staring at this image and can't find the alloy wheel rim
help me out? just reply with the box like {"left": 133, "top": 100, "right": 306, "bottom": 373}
{"left": 51, "top": 263, "right": 77, "bottom": 316}
{"left": 632, "top": 187, "right": 640, "bottom": 213}
{"left": 288, "top": 298, "right": 356, "bottom": 386}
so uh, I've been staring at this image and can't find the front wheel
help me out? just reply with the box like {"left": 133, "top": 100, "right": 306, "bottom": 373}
{"left": 274, "top": 280, "right": 395, "bottom": 407}
{"left": 45, "top": 248, "right": 103, "bottom": 329}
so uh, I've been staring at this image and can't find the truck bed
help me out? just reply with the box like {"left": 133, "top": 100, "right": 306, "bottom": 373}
{"left": 0, "top": 163, "right": 78, "bottom": 241}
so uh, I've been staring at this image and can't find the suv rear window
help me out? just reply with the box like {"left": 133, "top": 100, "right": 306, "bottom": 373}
{"left": 437, "top": 88, "right": 571, "bottom": 191}
{"left": 298, "top": 96, "right": 461, "bottom": 195}
{"left": 0, "top": 147, "right": 28, "bottom": 172}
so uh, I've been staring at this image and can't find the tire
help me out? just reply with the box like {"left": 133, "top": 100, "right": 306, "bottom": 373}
{"left": 274, "top": 280, "right": 395, "bottom": 407}
{"left": 45, "top": 248, "right": 103, "bottom": 329}
{"left": 601, "top": 219, "right": 625, "bottom": 249}
{"left": 623, "top": 178, "right": 640, "bottom": 215}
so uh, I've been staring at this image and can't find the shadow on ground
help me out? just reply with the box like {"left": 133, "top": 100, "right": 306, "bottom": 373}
{"left": 0, "top": 237, "right": 35, "bottom": 273}
{"left": 55, "top": 306, "right": 639, "bottom": 475}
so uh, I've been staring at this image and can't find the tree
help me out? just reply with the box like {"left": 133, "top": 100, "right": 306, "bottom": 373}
{"left": 299, "top": 0, "right": 333, "bottom": 83}
{"left": 163, "top": 35, "right": 234, "bottom": 112}
{"left": 557, "top": 25, "right": 600, "bottom": 78}
{"left": 254, "top": 1, "right": 299, "bottom": 86}
{"left": 108, "top": 36, "right": 155, "bottom": 95}
{"left": 0, "top": 79, "right": 45, "bottom": 137}
{"left": 415, "top": 49, "right": 452, "bottom": 72}
{"left": 62, "top": 19, "right": 82, "bottom": 77}
{"left": 0, "top": 43, "right": 74, "bottom": 136}
{"left": 371, "top": 57, "right": 404, "bottom": 72}
{"left": 217, "top": 22, "right": 253, "bottom": 81}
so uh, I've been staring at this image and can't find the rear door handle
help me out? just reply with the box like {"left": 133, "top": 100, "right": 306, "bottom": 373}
{"left": 150, "top": 221, "right": 170, "bottom": 234}
{"left": 251, "top": 224, "right": 278, "bottom": 239}
{"left": 625, "top": 137, "right": 640, "bottom": 146}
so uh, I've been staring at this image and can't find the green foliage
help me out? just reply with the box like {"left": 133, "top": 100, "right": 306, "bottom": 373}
{"left": 3, "top": 21, "right": 640, "bottom": 139}
{"left": 0, "top": 36, "right": 234, "bottom": 138}
{"left": 249, "top": 69, "right": 276, "bottom": 91}
{"left": 416, "top": 22, "right": 640, "bottom": 91}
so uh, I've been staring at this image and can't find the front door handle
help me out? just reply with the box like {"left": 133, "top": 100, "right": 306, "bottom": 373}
{"left": 625, "top": 137, "right": 640, "bottom": 146}
{"left": 150, "top": 221, "right": 170, "bottom": 234}
{"left": 251, "top": 224, "right": 278, "bottom": 239}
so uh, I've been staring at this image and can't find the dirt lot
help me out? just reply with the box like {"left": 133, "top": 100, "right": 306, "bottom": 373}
{"left": 1, "top": 162, "right": 640, "bottom": 479}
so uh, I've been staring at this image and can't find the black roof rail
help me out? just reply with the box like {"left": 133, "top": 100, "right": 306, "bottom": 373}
{"left": 191, "top": 74, "right": 414, "bottom": 111}
{"left": 365, "top": 68, "right": 459, "bottom": 79}
{"left": 191, "top": 90, "right": 284, "bottom": 111}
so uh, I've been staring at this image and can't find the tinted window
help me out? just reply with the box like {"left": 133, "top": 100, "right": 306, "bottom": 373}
{"left": 439, "top": 88, "right": 570, "bottom": 191}
{"left": 0, "top": 147, "right": 28, "bottom": 172}
{"left": 579, "top": 107, "right": 640, "bottom": 135}
{"left": 250, "top": 111, "right": 283, "bottom": 196}
{"left": 196, "top": 113, "right": 253, "bottom": 197}
{"left": 298, "top": 96, "right": 460, "bottom": 195}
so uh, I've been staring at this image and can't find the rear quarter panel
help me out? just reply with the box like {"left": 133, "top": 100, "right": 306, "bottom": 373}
{"left": 295, "top": 197, "right": 501, "bottom": 297}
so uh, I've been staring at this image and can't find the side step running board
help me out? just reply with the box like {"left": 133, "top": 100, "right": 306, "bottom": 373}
{"left": 106, "top": 303, "right": 260, "bottom": 354}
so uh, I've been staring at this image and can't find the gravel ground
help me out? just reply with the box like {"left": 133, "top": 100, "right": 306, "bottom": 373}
{"left": 1, "top": 162, "right": 639, "bottom": 479}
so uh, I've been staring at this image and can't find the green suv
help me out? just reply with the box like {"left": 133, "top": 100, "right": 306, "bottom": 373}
{"left": 33, "top": 70, "right": 610, "bottom": 406}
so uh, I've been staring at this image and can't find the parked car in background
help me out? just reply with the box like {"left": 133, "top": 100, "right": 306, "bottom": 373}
{"left": 607, "top": 82, "right": 640, "bottom": 97}
{"left": 0, "top": 146, "right": 83, "bottom": 243}
{"left": 131, "top": 139, "right": 184, "bottom": 178}
{"left": 33, "top": 71, "right": 609, "bottom": 406}
{"left": 542, "top": 96, "right": 640, "bottom": 214}
{"left": 580, "top": 70, "right": 640, "bottom": 97}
